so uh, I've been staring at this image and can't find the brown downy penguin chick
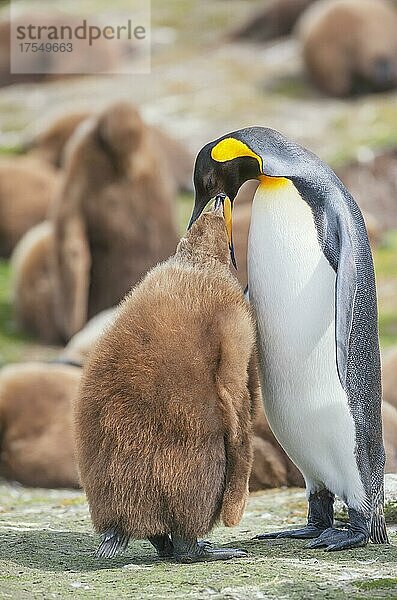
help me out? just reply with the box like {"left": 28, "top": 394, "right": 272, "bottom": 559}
{"left": 231, "top": 0, "right": 316, "bottom": 42}
{"left": 297, "top": 0, "right": 397, "bottom": 97}
{"left": 59, "top": 307, "right": 118, "bottom": 367}
{"left": 250, "top": 408, "right": 304, "bottom": 491}
{"left": 383, "top": 401, "right": 397, "bottom": 474}
{"left": 150, "top": 126, "right": 194, "bottom": 194}
{"left": 0, "top": 363, "right": 80, "bottom": 488}
{"left": 0, "top": 157, "right": 59, "bottom": 257}
{"left": 26, "top": 110, "right": 193, "bottom": 190}
{"left": 26, "top": 111, "right": 91, "bottom": 169}
{"left": 52, "top": 101, "right": 178, "bottom": 341}
{"left": 336, "top": 150, "right": 397, "bottom": 231}
{"left": 11, "top": 221, "right": 60, "bottom": 343}
{"left": 75, "top": 206, "right": 260, "bottom": 562}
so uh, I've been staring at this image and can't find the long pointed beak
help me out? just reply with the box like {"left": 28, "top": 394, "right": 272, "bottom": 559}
{"left": 214, "top": 194, "right": 236, "bottom": 269}
{"left": 223, "top": 195, "right": 237, "bottom": 270}
{"left": 188, "top": 203, "right": 204, "bottom": 230}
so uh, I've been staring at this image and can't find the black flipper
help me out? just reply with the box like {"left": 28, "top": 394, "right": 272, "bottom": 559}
{"left": 96, "top": 527, "right": 130, "bottom": 558}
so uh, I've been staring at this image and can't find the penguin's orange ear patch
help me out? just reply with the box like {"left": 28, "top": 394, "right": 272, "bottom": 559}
{"left": 259, "top": 174, "right": 290, "bottom": 189}
{"left": 211, "top": 138, "right": 263, "bottom": 172}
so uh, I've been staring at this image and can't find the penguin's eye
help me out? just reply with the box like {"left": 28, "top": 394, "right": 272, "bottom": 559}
{"left": 206, "top": 173, "right": 215, "bottom": 192}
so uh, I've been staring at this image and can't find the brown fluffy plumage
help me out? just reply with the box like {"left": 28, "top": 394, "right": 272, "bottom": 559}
{"left": 297, "top": 0, "right": 397, "bottom": 96}
{"left": 250, "top": 408, "right": 304, "bottom": 491}
{"left": 75, "top": 209, "right": 259, "bottom": 561}
{"left": 51, "top": 101, "right": 178, "bottom": 341}
{"left": 27, "top": 112, "right": 91, "bottom": 169}
{"left": 11, "top": 222, "right": 60, "bottom": 343}
{"left": 0, "top": 157, "right": 59, "bottom": 257}
{"left": 26, "top": 110, "right": 193, "bottom": 190}
{"left": 383, "top": 401, "right": 397, "bottom": 473}
{"left": 337, "top": 150, "right": 397, "bottom": 231}
{"left": 231, "top": 0, "right": 315, "bottom": 42}
{"left": 0, "top": 363, "right": 80, "bottom": 488}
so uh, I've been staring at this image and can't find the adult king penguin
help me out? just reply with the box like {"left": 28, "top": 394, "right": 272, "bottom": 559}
{"left": 189, "top": 127, "right": 388, "bottom": 551}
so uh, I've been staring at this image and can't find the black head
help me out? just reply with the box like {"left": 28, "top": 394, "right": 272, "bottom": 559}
{"left": 189, "top": 138, "right": 262, "bottom": 228}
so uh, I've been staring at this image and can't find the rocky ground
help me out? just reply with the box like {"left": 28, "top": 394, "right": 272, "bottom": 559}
{"left": 0, "top": 483, "right": 396, "bottom": 600}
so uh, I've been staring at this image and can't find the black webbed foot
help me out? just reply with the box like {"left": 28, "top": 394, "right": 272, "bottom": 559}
{"left": 148, "top": 534, "right": 174, "bottom": 558}
{"left": 255, "top": 524, "right": 325, "bottom": 540}
{"left": 307, "top": 527, "right": 368, "bottom": 551}
{"left": 96, "top": 527, "right": 130, "bottom": 558}
{"left": 172, "top": 534, "right": 247, "bottom": 563}
{"left": 254, "top": 489, "right": 334, "bottom": 542}
{"left": 307, "top": 507, "right": 369, "bottom": 551}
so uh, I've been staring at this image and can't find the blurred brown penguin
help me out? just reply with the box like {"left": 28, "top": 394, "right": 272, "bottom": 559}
{"left": 11, "top": 221, "right": 60, "bottom": 343}
{"left": 0, "top": 363, "right": 80, "bottom": 488}
{"left": 231, "top": 0, "right": 315, "bottom": 42}
{"left": 0, "top": 157, "right": 58, "bottom": 257}
{"left": 250, "top": 408, "right": 304, "bottom": 491}
{"left": 26, "top": 110, "right": 193, "bottom": 190}
{"left": 26, "top": 111, "right": 91, "bottom": 169}
{"left": 297, "top": 0, "right": 397, "bottom": 96}
{"left": 52, "top": 101, "right": 179, "bottom": 341}
{"left": 383, "top": 348, "right": 397, "bottom": 411}
{"left": 337, "top": 150, "right": 397, "bottom": 231}
{"left": 75, "top": 206, "right": 259, "bottom": 562}
{"left": 383, "top": 400, "right": 397, "bottom": 473}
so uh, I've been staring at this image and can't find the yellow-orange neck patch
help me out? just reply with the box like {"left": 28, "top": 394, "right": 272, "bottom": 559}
{"left": 259, "top": 174, "right": 290, "bottom": 189}
{"left": 211, "top": 137, "right": 263, "bottom": 172}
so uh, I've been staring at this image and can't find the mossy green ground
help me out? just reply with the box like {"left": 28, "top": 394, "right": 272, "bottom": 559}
{"left": 0, "top": 484, "right": 396, "bottom": 600}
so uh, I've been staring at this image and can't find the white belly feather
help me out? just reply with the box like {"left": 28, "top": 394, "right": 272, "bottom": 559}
{"left": 248, "top": 180, "right": 366, "bottom": 508}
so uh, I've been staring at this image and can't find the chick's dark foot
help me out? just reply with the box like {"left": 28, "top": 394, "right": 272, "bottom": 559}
{"left": 96, "top": 527, "right": 130, "bottom": 558}
{"left": 254, "top": 524, "right": 325, "bottom": 540}
{"left": 307, "top": 527, "right": 368, "bottom": 551}
{"left": 172, "top": 534, "right": 247, "bottom": 563}
{"left": 148, "top": 534, "right": 174, "bottom": 558}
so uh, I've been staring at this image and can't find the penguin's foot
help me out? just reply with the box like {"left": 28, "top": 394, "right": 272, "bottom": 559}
{"left": 172, "top": 534, "right": 247, "bottom": 563}
{"left": 255, "top": 489, "right": 334, "bottom": 541}
{"left": 148, "top": 534, "right": 174, "bottom": 558}
{"left": 307, "top": 527, "right": 368, "bottom": 551}
{"left": 307, "top": 507, "right": 369, "bottom": 551}
{"left": 96, "top": 527, "right": 130, "bottom": 558}
{"left": 254, "top": 524, "right": 325, "bottom": 540}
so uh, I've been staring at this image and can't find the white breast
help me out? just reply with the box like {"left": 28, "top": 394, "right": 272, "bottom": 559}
{"left": 248, "top": 180, "right": 366, "bottom": 509}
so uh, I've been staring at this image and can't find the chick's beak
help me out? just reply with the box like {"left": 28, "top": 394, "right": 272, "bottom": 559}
{"left": 215, "top": 194, "right": 236, "bottom": 269}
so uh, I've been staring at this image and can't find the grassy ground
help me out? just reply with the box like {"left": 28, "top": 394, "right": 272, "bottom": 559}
{"left": 0, "top": 484, "right": 396, "bottom": 600}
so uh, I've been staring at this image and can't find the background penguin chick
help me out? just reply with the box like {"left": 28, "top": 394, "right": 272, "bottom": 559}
{"left": 26, "top": 111, "right": 91, "bottom": 169}
{"left": 231, "top": 0, "right": 315, "bottom": 42}
{"left": 297, "top": 0, "right": 397, "bottom": 97}
{"left": 51, "top": 101, "right": 179, "bottom": 341}
{"left": 337, "top": 151, "right": 397, "bottom": 231}
{"left": 25, "top": 109, "right": 193, "bottom": 191}
{"left": 59, "top": 307, "right": 118, "bottom": 366}
{"left": 149, "top": 126, "right": 194, "bottom": 194}
{"left": 11, "top": 221, "right": 60, "bottom": 343}
{"left": 0, "top": 363, "right": 80, "bottom": 488}
{"left": 250, "top": 409, "right": 304, "bottom": 491}
{"left": 75, "top": 210, "right": 260, "bottom": 562}
{"left": 0, "top": 157, "right": 59, "bottom": 258}
{"left": 383, "top": 401, "right": 397, "bottom": 473}
{"left": 383, "top": 348, "right": 397, "bottom": 410}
